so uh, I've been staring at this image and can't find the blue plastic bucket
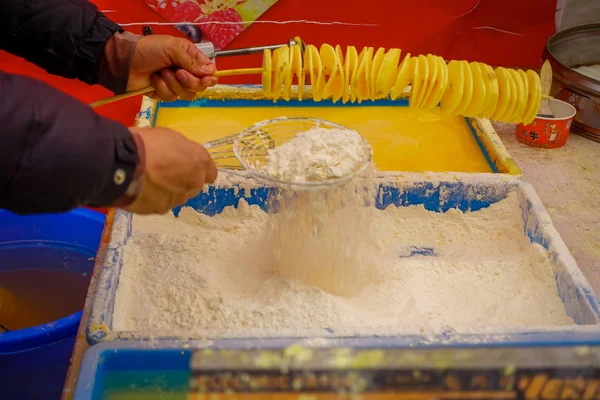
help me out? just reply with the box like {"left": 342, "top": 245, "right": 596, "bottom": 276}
{"left": 0, "top": 208, "right": 105, "bottom": 400}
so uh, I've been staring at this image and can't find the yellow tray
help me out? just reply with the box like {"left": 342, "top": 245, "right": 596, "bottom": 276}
{"left": 136, "top": 85, "right": 520, "bottom": 175}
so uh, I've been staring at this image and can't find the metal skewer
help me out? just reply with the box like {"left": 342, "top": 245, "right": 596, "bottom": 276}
{"left": 89, "top": 37, "right": 306, "bottom": 108}
{"left": 215, "top": 37, "right": 306, "bottom": 57}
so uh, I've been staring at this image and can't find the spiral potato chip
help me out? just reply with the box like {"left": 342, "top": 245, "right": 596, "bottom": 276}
{"left": 260, "top": 43, "right": 541, "bottom": 124}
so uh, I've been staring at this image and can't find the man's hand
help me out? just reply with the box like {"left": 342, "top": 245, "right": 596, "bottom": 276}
{"left": 125, "top": 127, "right": 218, "bottom": 214}
{"left": 128, "top": 35, "right": 218, "bottom": 101}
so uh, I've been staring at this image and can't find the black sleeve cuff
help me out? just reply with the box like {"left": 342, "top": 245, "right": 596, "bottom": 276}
{"left": 80, "top": 12, "right": 124, "bottom": 86}
{"left": 86, "top": 125, "right": 139, "bottom": 207}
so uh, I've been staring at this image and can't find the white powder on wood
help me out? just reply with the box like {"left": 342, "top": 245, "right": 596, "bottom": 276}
{"left": 113, "top": 185, "right": 573, "bottom": 337}
{"left": 574, "top": 64, "right": 600, "bottom": 81}
{"left": 265, "top": 127, "right": 368, "bottom": 183}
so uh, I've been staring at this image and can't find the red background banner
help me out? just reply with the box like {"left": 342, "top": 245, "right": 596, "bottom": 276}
{"left": 0, "top": 0, "right": 555, "bottom": 127}
{"left": 0, "top": 0, "right": 556, "bottom": 215}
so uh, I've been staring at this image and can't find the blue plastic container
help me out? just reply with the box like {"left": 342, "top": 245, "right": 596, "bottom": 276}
{"left": 74, "top": 338, "right": 600, "bottom": 399}
{"left": 0, "top": 208, "right": 105, "bottom": 400}
{"left": 75, "top": 342, "right": 193, "bottom": 400}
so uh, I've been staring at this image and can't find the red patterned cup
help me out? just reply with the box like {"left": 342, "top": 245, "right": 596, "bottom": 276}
{"left": 516, "top": 98, "right": 577, "bottom": 149}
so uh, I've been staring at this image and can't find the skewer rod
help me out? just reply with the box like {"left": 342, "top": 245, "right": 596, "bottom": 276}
{"left": 216, "top": 44, "right": 287, "bottom": 57}
{"left": 89, "top": 67, "right": 264, "bottom": 108}
{"left": 215, "top": 67, "right": 263, "bottom": 77}
{"left": 215, "top": 38, "right": 298, "bottom": 57}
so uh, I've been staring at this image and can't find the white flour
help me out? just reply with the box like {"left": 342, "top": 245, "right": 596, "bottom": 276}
{"left": 113, "top": 184, "right": 573, "bottom": 337}
{"left": 574, "top": 64, "right": 600, "bottom": 81}
{"left": 265, "top": 127, "right": 368, "bottom": 183}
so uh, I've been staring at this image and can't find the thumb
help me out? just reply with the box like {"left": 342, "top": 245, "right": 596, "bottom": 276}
{"left": 168, "top": 38, "right": 216, "bottom": 77}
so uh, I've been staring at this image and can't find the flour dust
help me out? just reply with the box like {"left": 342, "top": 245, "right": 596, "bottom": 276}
{"left": 263, "top": 168, "right": 381, "bottom": 296}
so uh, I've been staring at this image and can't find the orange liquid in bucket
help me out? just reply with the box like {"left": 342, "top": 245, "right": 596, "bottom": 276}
{"left": 0, "top": 270, "right": 90, "bottom": 331}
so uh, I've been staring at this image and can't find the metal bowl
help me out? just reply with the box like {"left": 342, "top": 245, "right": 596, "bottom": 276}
{"left": 543, "top": 23, "right": 600, "bottom": 141}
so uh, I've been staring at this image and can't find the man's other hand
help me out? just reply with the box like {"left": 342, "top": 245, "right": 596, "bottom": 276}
{"left": 125, "top": 127, "right": 218, "bottom": 214}
{"left": 128, "top": 35, "right": 218, "bottom": 101}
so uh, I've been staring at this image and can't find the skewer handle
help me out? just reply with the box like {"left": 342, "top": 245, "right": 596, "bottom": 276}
{"left": 215, "top": 67, "right": 263, "bottom": 77}
{"left": 89, "top": 67, "right": 264, "bottom": 108}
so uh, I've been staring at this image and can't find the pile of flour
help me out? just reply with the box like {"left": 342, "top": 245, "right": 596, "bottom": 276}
{"left": 265, "top": 127, "right": 369, "bottom": 183}
{"left": 113, "top": 181, "right": 573, "bottom": 337}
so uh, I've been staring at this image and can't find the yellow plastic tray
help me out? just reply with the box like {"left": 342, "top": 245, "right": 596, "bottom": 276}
{"left": 136, "top": 85, "right": 520, "bottom": 175}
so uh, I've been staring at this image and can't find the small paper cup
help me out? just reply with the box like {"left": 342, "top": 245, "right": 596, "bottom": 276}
{"left": 516, "top": 98, "right": 577, "bottom": 149}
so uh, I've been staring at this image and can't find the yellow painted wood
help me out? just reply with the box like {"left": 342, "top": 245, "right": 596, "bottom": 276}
{"left": 155, "top": 106, "right": 493, "bottom": 173}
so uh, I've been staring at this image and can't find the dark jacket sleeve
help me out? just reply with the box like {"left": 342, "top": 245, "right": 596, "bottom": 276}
{"left": 0, "top": 0, "right": 131, "bottom": 93}
{"left": 0, "top": 71, "right": 141, "bottom": 215}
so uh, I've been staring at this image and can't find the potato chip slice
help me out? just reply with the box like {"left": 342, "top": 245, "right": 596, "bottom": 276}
{"left": 491, "top": 67, "right": 511, "bottom": 121}
{"left": 370, "top": 47, "right": 386, "bottom": 99}
{"left": 334, "top": 45, "right": 346, "bottom": 101}
{"left": 417, "top": 54, "right": 439, "bottom": 109}
{"left": 343, "top": 46, "right": 358, "bottom": 103}
{"left": 332, "top": 50, "right": 346, "bottom": 103}
{"left": 271, "top": 46, "right": 287, "bottom": 100}
{"left": 320, "top": 44, "right": 345, "bottom": 102}
{"left": 474, "top": 62, "right": 491, "bottom": 117}
{"left": 437, "top": 57, "right": 449, "bottom": 103}
{"left": 364, "top": 47, "right": 374, "bottom": 101}
{"left": 313, "top": 45, "right": 326, "bottom": 101}
{"left": 480, "top": 63, "right": 499, "bottom": 118}
{"left": 320, "top": 43, "right": 338, "bottom": 100}
{"left": 423, "top": 56, "right": 448, "bottom": 110}
{"left": 335, "top": 44, "right": 344, "bottom": 65}
{"left": 320, "top": 43, "right": 337, "bottom": 75}
{"left": 508, "top": 69, "right": 527, "bottom": 123}
{"left": 518, "top": 69, "right": 529, "bottom": 95}
{"left": 305, "top": 45, "right": 323, "bottom": 101}
{"left": 454, "top": 60, "right": 473, "bottom": 115}
{"left": 522, "top": 70, "right": 541, "bottom": 124}
{"left": 303, "top": 45, "right": 314, "bottom": 101}
{"left": 502, "top": 69, "right": 518, "bottom": 122}
{"left": 350, "top": 47, "right": 366, "bottom": 103}
{"left": 464, "top": 62, "right": 487, "bottom": 116}
{"left": 440, "top": 60, "right": 464, "bottom": 114}
{"left": 280, "top": 46, "right": 292, "bottom": 101}
{"left": 518, "top": 69, "right": 530, "bottom": 122}
{"left": 375, "top": 48, "right": 401, "bottom": 98}
{"left": 420, "top": 55, "right": 448, "bottom": 110}
{"left": 262, "top": 49, "right": 272, "bottom": 98}
{"left": 390, "top": 53, "right": 411, "bottom": 100}
{"left": 291, "top": 44, "right": 304, "bottom": 100}
{"left": 353, "top": 47, "right": 373, "bottom": 103}
{"left": 410, "top": 55, "right": 428, "bottom": 108}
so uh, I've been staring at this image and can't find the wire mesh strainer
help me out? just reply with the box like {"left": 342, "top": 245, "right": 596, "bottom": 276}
{"left": 231, "top": 117, "right": 373, "bottom": 190}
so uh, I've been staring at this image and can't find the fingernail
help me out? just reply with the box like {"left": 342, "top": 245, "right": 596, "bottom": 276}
{"left": 201, "top": 64, "right": 215, "bottom": 74}
{"left": 178, "top": 71, "right": 188, "bottom": 83}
